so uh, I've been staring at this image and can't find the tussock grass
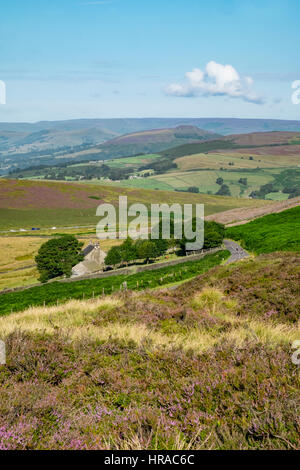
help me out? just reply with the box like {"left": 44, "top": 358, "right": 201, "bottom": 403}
{"left": 0, "top": 257, "right": 299, "bottom": 450}
{"left": 0, "top": 288, "right": 298, "bottom": 352}
{"left": 190, "top": 287, "right": 299, "bottom": 347}
{"left": 0, "top": 297, "right": 122, "bottom": 337}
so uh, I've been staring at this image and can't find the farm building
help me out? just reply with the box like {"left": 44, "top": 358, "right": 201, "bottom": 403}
{"left": 71, "top": 241, "right": 106, "bottom": 277}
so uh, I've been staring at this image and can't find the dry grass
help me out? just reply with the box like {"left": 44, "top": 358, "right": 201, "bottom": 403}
{"left": 0, "top": 237, "right": 45, "bottom": 289}
{"left": 0, "top": 235, "right": 122, "bottom": 291}
{"left": 0, "top": 297, "right": 122, "bottom": 336}
{"left": 175, "top": 152, "right": 290, "bottom": 171}
{"left": 190, "top": 288, "right": 300, "bottom": 347}
{"left": 0, "top": 287, "right": 298, "bottom": 353}
{"left": 0, "top": 237, "right": 43, "bottom": 271}
{"left": 0, "top": 268, "right": 299, "bottom": 450}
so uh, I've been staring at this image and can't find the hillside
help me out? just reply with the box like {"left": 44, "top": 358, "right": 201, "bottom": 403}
{"left": 5, "top": 128, "right": 300, "bottom": 200}
{"left": 206, "top": 196, "right": 300, "bottom": 225}
{"left": 0, "top": 251, "right": 299, "bottom": 449}
{"left": 2, "top": 119, "right": 300, "bottom": 176}
{"left": 137, "top": 131, "right": 300, "bottom": 199}
{"left": 226, "top": 205, "right": 300, "bottom": 253}
{"left": 96, "top": 125, "right": 219, "bottom": 157}
{"left": 58, "top": 126, "right": 219, "bottom": 164}
{"left": 0, "top": 178, "right": 269, "bottom": 230}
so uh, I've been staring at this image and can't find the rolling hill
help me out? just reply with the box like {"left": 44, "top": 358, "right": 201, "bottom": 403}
{"left": 0, "top": 125, "right": 219, "bottom": 175}
{"left": 7, "top": 129, "right": 300, "bottom": 200}
{"left": 0, "top": 178, "right": 270, "bottom": 230}
{"left": 2, "top": 118, "right": 300, "bottom": 174}
{"left": 95, "top": 125, "right": 220, "bottom": 158}
{"left": 226, "top": 204, "right": 300, "bottom": 253}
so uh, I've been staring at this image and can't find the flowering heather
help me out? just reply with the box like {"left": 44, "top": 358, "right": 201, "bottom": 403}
{"left": 0, "top": 253, "right": 299, "bottom": 450}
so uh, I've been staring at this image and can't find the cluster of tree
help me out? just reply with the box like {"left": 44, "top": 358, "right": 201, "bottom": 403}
{"left": 178, "top": 220, "right": 225, "bottom": 252}
{"left": 250, "top": 183, "right": 274, "bottom": 199}
{"left": 175, "top": 186, "right": 199, "bottom": 193}
{"left": 139, "top": 158, "right": 177, "bottom": 175}
{"left": 35, "top": 236, "right": 84, "bottom": 283}
{"left": 105, "top": 219, "right": 225, "bottom": 269}
{"left": 105, "top": 237, "right": 168, "bottom": 268}
{"left": 160, "top": 140, "right": 236, "bottom": 159}
{"left": 43, "top": 164, "right": 132, "bottom": 181}
{"left": 238, "top": 177, "right": 248, "bottom": 186}
{"left": 216, "top": 184, "right": 231, "bottom": 196}
{"left": 283, "top": 187, "right": 300, "bottom": 199}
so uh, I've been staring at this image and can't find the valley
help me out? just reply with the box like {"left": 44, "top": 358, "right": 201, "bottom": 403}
{"left": 0, "top": 118, "right": 299, "bottom": 451}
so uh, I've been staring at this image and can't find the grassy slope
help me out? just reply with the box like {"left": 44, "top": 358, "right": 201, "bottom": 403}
{"left": 226, "top": 205, "right": 300, "bottom": 254}
{"left": 0, "top": 251, "right": 299, "bottom": 449}
{"left": 206, "top": 196, "right": 300, "bottom": 225}
{"left": 0, "top": 179, "right": 268, "bottom": 229}
{"left": 151, "top": 168, "right": 275, "bottom": 197}
{"left": 0, "top": 250, "right": 229, "bottom": 315}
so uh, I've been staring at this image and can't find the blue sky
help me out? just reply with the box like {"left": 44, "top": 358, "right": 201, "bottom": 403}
{"left": 0, "top": 0, "right": 300, "bottom": 122}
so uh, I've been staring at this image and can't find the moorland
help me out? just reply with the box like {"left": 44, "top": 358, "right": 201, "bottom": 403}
{"left": 0, "top": 117, "right": 299, "bottom": 450}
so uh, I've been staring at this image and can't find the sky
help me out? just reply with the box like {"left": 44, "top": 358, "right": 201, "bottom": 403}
{"left": 0, "top": 0, "right": 300, "bottom": 122}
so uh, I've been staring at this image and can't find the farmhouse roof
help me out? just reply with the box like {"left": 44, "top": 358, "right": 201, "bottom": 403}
{"left": 82, "top": 244, "right": 95, "bottom": 257}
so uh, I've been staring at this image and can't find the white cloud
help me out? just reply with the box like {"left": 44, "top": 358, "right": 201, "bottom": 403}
{"left": 165, "top": 61, "right": 264, "bottom": 104}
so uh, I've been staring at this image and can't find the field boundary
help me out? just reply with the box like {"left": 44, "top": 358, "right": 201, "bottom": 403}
{"left": 0, "top": 247, "right": 221, "bottom": 295}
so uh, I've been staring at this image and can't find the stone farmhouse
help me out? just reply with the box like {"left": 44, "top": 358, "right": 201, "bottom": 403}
{"left": 71, "top": 241, "right": 106, "bottom": 277}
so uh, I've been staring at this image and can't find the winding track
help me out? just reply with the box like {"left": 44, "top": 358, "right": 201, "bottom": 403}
{"left": 223, "top": 239, "right": 250, "bottom": 264}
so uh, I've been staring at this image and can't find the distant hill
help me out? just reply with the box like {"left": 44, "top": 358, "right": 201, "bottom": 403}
{"left": 1, "top": 118, "right": 300, "bottom": 175}
{"left": 0, "top": 126, "right": 118, "bottom": 153}
{"left": 1, "top": 117, "right": 300, "bottom": 155}
{"left": 96, "top": 125, "right": 220, "bottom": 159}
{"left": 0, "top": 125, "right": 219, "bottom": 174}
{"left": 2, "top": 117, "right": 300, "bottom": 136}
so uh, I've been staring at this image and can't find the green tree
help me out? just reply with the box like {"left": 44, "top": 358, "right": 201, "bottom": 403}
{"left": 177, "top": 220, "right": 225, "bottom": 252}
{"left": 202, "top": 221, "right": 225, "bottom": 249}
{"left": 120, "top": 238, "right": 137, "bottom": 265}
{"left": 35, "top": 236, "right": 83, "bottom": 283}
{"left": 216, "top": 177, "right": 224, "bottom": 185}
{"left": 187, "top": 186, "right": 199, "bottom": 193}
{"left": 152, "top": 237, "right": 168, "bottom": 257}
{"left": 105, "top": 246, "right": 122, "bottom": 269}
{"left": 216, "top": 184, "right": 231, "bottom": 196}
{"left": 136, "top": 240, "right": 159, "bottom": 263}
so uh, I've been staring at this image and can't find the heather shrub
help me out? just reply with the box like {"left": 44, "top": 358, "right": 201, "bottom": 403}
{"left": 0, "top": 251, "right": 299, "bottom": 450}
{"left": 0, "top": 330, "right": 299, "bottom": 450}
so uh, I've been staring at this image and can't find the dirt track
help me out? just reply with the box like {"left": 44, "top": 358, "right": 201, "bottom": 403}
{"left": 206, "top": 196, "right": 300, "bottom": 226}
